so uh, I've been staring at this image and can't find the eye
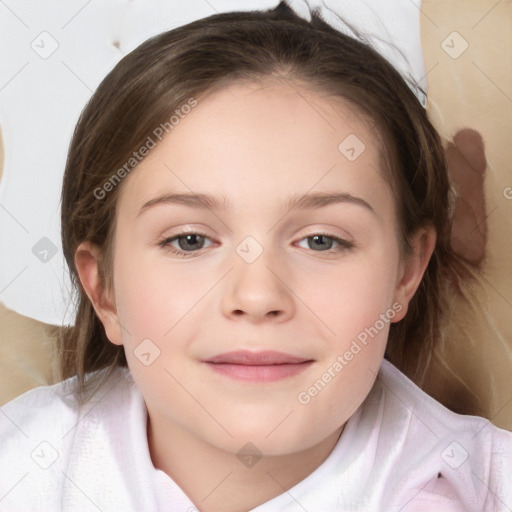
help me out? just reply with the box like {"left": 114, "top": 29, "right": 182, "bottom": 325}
{"left": 158, "top": 231, "right": 354, "bottom": 258}
{"left": 296, "top": 233, "right": 354, "bottom": 254}
{"left": 158, "top": 231, "right": 214, "bottom": 258}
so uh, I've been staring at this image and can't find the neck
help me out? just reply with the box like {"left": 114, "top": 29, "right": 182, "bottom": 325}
{"left": 147, "top": 414, "right": 345, "bottom": 512}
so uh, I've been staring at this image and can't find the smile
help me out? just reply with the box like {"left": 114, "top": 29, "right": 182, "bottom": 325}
{"left": 202, "top": 350, "right": 314, "bottom": 382}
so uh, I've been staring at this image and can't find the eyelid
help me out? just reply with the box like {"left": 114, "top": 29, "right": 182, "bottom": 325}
{"left": 158, "top": 227, "right": 355, "bottom": 258}
{"left": 299, "top": 225, "right": 354, "bottom": 243}
{"left": 159, "top": 225, "right": 353, "bottom": 244}
{"left": 294, "top": 232, "right": 354, "bottom": 251}
{"left": 157, "top": 231, "right": 215, "bottom": 259}
{"left": 159, "top": 229, "right": 214, "bottom": 247}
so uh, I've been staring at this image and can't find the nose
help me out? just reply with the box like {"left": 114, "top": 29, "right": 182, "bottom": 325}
{"left": 221, "top": 245, "right": 295, "bottom": 324}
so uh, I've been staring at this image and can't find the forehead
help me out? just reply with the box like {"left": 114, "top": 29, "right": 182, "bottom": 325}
{"left": 193, "top": 77, "right": 382, "bottom": 146}
{"left": 116, "top": 79, "right": 391, "bottom": 216}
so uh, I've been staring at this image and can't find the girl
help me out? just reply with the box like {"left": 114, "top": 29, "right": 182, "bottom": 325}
{"left": 1, "top": 2, "right": 510, "bottom": 511}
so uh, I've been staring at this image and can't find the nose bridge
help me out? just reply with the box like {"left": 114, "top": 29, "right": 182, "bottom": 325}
{"left": 222, "top": 233, "right": 294, "bottom": 321}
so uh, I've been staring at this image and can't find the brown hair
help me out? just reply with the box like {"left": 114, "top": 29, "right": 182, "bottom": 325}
{"left": 59, "top": 1, "right": 473, "bottom": 404}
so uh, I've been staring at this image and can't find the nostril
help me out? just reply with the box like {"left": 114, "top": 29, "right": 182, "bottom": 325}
{"left": 112, "top": 40, "right": 120, "bottom": 49}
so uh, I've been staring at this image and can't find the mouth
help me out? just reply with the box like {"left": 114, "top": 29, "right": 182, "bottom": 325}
{"left": 202, "top": 350, "right": 314, "bottom": 382}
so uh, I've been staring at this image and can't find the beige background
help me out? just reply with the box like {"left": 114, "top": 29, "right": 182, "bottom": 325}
{"left": 1, "top": 0, "right": 511, "bottom": 430}
{"left": 419, "top": 0, "right": 512, "bottom": 430}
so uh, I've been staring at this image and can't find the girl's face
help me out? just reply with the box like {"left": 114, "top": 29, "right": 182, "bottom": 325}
{"left": 82, "top": 80, "right": 432, "bottom": 456}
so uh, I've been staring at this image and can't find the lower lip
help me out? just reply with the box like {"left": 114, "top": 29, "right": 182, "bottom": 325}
{"left": 203, "top": 361, "right": 313, "bottom": 382}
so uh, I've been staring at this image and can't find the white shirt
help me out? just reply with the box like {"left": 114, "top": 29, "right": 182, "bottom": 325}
{"left": 1, "top": 358, "right": 511, "bottom": 511}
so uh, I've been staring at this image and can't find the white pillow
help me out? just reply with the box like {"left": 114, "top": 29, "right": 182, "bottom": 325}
{"left": 0, "top": 0, "right": 426, "bottom": 326}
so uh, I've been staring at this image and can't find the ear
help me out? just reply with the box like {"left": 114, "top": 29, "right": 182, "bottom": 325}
{"left": 391, "top": 226, "right": 436, "bottom": 322}
{"left": 74, "top": 241, "right": 123, "bottom": 346}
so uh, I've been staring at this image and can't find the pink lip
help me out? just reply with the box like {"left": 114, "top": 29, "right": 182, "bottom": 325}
{"left": 202, "top": 350, "right": 314, "bottom": 382}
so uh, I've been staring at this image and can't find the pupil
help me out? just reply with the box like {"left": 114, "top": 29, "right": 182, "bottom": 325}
{"left": 182, "top": 234, "right": 202, "bottom": 250}
{"left": 178, "top": 235, "right": 333, "bottom": 252}
{"left": 312, "top": 235, "right": 331, "bottom": 251}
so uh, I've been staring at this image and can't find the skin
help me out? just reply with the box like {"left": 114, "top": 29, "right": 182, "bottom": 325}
{"left": 75, "top": 79, "right": 435, "bottom": 512}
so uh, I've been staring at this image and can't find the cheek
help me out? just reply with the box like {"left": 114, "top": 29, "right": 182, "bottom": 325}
{"left": 295, "top": 262, "right": 396, "bottom": 433}
{"left": 112, "top": 248, "right": 223, "bottom": 351}
{"left": 300, "top": 251, "right": 399, "bottom": 338}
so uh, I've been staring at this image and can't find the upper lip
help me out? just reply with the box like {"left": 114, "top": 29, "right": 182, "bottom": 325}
{"left": 203, "top": 350, "right": 313, "bottom": 365}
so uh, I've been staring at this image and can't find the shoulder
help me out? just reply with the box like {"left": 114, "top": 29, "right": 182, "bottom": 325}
{"left": 374, "top": 358, "right": 512, "bottom": 443}
{"left": 364, "top": 358, "right": 512, "bottom": 509}
{"left": 0, "top": 366, "right": 138, "bottom": 509}
{"left": 1, "top": 374, "right": 80, "bottom": 440}
{"left": 0, "top": 365, "right": 134, "bottom": 439}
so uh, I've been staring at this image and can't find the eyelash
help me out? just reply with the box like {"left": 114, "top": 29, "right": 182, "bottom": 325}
{"left": 158, "top": 230, "right": 354, "bottom": 258}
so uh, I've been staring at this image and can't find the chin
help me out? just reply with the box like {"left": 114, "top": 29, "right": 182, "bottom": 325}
{"left": 212, "top": 424, "right": 321, "bottom": 458}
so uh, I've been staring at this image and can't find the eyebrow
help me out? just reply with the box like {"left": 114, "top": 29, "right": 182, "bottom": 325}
{"left": 137, "top": 191, "right": 376, "bottom": 217}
